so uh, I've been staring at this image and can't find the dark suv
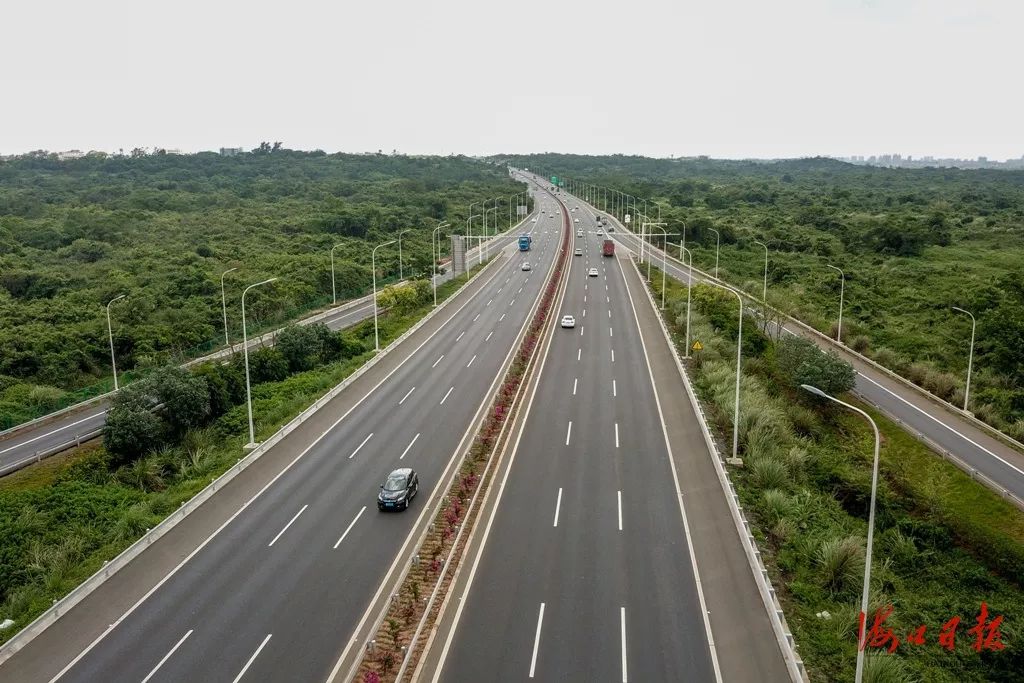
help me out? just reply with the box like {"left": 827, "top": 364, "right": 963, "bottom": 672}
{"left": 378, "top": 468, "right": 419, "bottom": 511}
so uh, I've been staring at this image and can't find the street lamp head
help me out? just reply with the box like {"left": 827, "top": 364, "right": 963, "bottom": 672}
{"left": 800, "top": 384, "right": 828, "bottom": 398}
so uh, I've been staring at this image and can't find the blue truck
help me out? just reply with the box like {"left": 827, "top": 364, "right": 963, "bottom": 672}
{"left": 518, "top": 234, "right": 532, "bottom": 251}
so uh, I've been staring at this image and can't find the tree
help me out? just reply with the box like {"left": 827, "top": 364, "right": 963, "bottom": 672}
{"left": 147, "top": 366, "right": 210, "bottom": 434}
{"left": 775, "top": 336, "right": 855, "bottom": 396}
{"left": 103, "top": 385, "right": 163, "bottom": 464}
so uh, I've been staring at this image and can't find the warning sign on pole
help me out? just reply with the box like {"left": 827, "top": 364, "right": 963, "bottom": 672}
{"left": 691, "top": 340, "right": 703, "bottom": 352}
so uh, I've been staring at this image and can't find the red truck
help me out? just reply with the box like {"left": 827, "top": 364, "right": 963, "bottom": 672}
{"left": 602, "top": 239, "right": 615, "bottom": 257}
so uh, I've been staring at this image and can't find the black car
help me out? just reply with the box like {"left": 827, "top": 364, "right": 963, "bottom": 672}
{"left": 378, "top": 467, "right": 419, "bottom": 511}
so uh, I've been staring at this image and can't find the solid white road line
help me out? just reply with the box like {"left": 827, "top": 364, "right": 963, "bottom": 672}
{"left": 467, "top": 354, "right": 477, "bottom": 368}
{"left": 0, "top": 411, "right": 101, "bottom": 456}
{"left": 573, "top": 378, "right": 578, "bottom": 396}
{"left": 456, "top": 331, "right": 466, "bottom": 342}
{"left": 553, "top": 488, "right": 563, "bottom": 527}
{"left": 621, "top": 607, "right": 628, "bottom": 683}
{"left": 268, "top": 504, "right": 308, "bottom": 547}
{"left": 232, "top": 633, "right": 272, "bottom": 683}
{"left": 565, "top": 421, "right": 573, "bottom": 446}
{"left": 432, "top": 354, "right": 444, "bottom": 368}
{"left": 141, "top": 629, "right": 193, "bottom": 683}
{"left": 440, "top": 386, "right": 454, "bottom": 405}
{"left": 499, "top": 313, "right": 506, "bottom": 322}
{"left": 612, "top": 379, "right": 617, "bottom": 397}
{"left": 615, "top": 423, "right": 620, "bottom": 448}
{"left": 399, "top": 433, "right": 420, "bottom": 460}
{"left": 349, "top": 433, "right": 374, "bottom": 459}
{"left": 398, "top": 387, "right": 416, "bottom": 405}
{"left": 617, "top": 491, "right": 623, "bottom": 531}
{"left": 529, "top": 603, "right": 545, "bottom": 678}
{"left": 333, "top": 506, "right": 367, "bottom": 548}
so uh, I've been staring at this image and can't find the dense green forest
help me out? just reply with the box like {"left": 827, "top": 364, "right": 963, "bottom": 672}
{"left": 0, "top": 149, "right": 528, "bottom": 426}
{"left": 505, "top": 154, "right": 1024, "bottom": 433}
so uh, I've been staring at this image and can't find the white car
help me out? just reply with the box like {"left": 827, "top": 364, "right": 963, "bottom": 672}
{"left": 574, "top": 248, "right": 583, "bottom": 256}
{"left": 532, "top": 217, "right": 538, "bottom": 222}
{"left": 560, "top": 315, "right": 576, "bottom": 328}
{"left": 596, "top": 230, "right": 603, "bottom": 235}
{"left": 574, "top": 218, "right": 580, "bottom": 223}
{"left": 521, "top": 262, "right": 531, "bottom": 271}
{"left": 576, "top": 231, "right": 583, "bottom": 238}
{"left": 588, "top": 267, "right": 599, "bottom": 277}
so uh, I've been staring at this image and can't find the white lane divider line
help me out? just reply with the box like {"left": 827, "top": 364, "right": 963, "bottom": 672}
{"left": 518, "top": 286, "right": 523, "bottom": 294}
{"left": 617, "top": 491, "right": 623, "bottom": 531}
{"left": 608, "top": 310, "right": 611, "bottom": 319}
{"left": 440, "top": 386, "right": 455, "bottom": 405}
{"left": 580, "top": 326, "right": 585, "bottom": 337}
{"left": 473, "top": 314, "right": 480, "bottom": 322}
{"left": 268, "top": 504, "right": 308, "bottom": 547}
{"left": 467, "top": 354, "right": 477, "bottom": 368}
{"left": 432, "top": 354, "right": 444, "bottom": 368}
{"left": 573, "top": 378, "right": 578, "bottom": 396}
{"left": 398, "top": 387, "right": 416, "bottom": 405}
{"left": 621, "top": 608, "right": 628, "bottom": 682}
{"left": 333, "top": 506, "right": 367, "bottom": 548}
{"left": 577, "top": 348, "right": 582, "bottom": 361}
{"left": 553, "top": 489, "right": 563, "bottom": 527}
{"left": 611, "top": 349, "right": 615, "bottom": 363}
{"left": 499, "top": 313, "right": 506, "bottom": 322}
{"left": 232, "top": 633, "right": 272, "bottom": 683}
{"left": 498, "top": 288, "right": 503, "bottom": 294}
{"left": 609, "top": 327, "right": 614, "bottom": 337}
{"left": 510, "top": 299, "right": 516, "bottom": 306}
{"left": 141, "top": 629, "right": 193, "bottom": 683}
{"left": 613, "top": 379, "right": 617, "bottom": 397}
{"left": 607, "top": 296, "right": 610, "bottom": 303}
{"left": 565, "top": 421, "right": 573, "bottom": 446}
{"left": 487, "top": 299, "right": 493, "bottom": 306}
{"left": 486, "top": 330, "right": 494, "bottom": 342}
{"left": 348, "top": 433, "right": 374, "bottom": 459}
{"left": 456, "top": 331, "right": 466, "bottom": 342}
{"left": 583, "top": 309, "right": 587, "bottom": 318}
{"left": 584, "top": 295, "right": 587, "bottom": 303}
{"left": 399, "top": 433, "right": 420, "bottom": 460}
{"left": 529, "top": 603, "right": 545, "bottom": 678}
{"left": 615, "top": 423, "right": 620, "bottom": 448}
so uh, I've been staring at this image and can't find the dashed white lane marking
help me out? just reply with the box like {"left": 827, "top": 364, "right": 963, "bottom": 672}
{"left": 232, "top": 634, "right": 272, "bottom": 683}
{"left": 573, "top": 378, "right": 578, "bottom": 396}
{"left": 432, "top": 354, "right": 444, "bottom": 368}
{"left": 348, "top": 433, "right": 374, "bottom": 459}
{"left": 440, "top": 386, "right": 455, "bottom": 405}
{"left": 456, "top": 331, "right": 466, "bottom": 342}
{"left": 617, "top": 491, "right": 623, "bottom": 531}
{"left": 499, "top": 313, "right": 506, "bottom": 322}
{"left": 613, "top": 379, "right": 617, "bottom": 397}
{"left": 486, "top": 330, "right": 494, "bottom": 341}
{"left": 529, "top": 603, "right": 545, "bottom": 678}
{"left": 141, "top": 630, "right": 193, "bottom": 683}
{"left": 398, "top": 386, "right": 415, "bottom": 405}
{"left": 621, "top": 608, "right": 628, "bottom": 682}
{"left": 553, "top": 489, "right": 563, "bottom": 527}
{"left": 333, "top": 506, "right": 367, "bottom": 548}
{"left": 611, "top": 349, "right": 615, "bottom": 363}
{"left": 565, "top": 421, "right": 573, "bottom": 446}
{"left": 399, "top": 433, "right": 420, "bottom": 460}
{"left": 473, "top": 314, "right": 480, "bottom": 322}
{"left": 268, "top": 505, "right": 308, "bottom": 547}
{"left": 577, "top": 348, "right": 582, "bottom": 361}
{"left": 467, "top": 354, "right": 477, "bottom": 368}
{"left": 615, "top": 423, "right": 620, "bottom": 448}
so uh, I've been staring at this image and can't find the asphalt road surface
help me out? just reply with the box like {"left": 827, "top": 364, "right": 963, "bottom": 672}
{"left": 433, "top": 205, "right": 719, "bottom": 682}
{"left": 0, "top": 183, "right": 565, "bottom": 682}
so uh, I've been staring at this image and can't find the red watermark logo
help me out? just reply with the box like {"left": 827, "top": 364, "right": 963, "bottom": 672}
{"left": 858, "top": 603, "right": 1005, "bottom": 654}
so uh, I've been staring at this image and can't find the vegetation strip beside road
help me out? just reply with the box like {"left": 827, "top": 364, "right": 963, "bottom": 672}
{"left": 353, "top": 204, "right": 570, "bottom": 683}
{"left": 0, "top": 265, "right": 486, "bottom": 646}
{"left": 642, "top": 265, "right": 1023, "bottom": 682}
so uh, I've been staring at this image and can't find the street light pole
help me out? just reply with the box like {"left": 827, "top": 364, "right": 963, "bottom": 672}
{"left": 800, "top": 384, "right": 880, "bottom": 683}
{"left": 681, "top": 246, "right": 694, "bottom": 358}
{"left": 465, "top": 213, "right": 481, "bottom": 273}
{"left": 709, "top": 228, "right": 721, "bottom": 279}
{"left": 705, "top": 280, "right": 744, "bottom": 459}
{"left": 652, "top": 225, "right": 668, "bottom": 309}
{"left": 432, "top": 222, "right": 448, "bottom": 307}
{"left": 241, "top": 277, "right": 278, "bottom": 449}
{"left": 220, "top": 267, "right": 237, "bottom": 348}
{"left": 753, "top": 239, "right": 768, "bottom": 302}
{"left": 372, "top": 239, "right": 397, "bottom": 351}
{"left": 951, "top": 306, "right": 976, "bottom": 411}
{"left": 106, "top": 294, "right": 127, "bottom": 391}
{"left": 827, "top": 265, "right": 845, "bottom": 343}
{"left": 397, "top": 229, "right": 411, "bottom": 281}
{"left": 679, "top": 221, "right": 687, "bottom": 260}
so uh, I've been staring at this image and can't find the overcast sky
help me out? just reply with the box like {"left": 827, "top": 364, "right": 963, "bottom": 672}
{"left": 3, "top": 0, "right": 1021, "bottom": 160}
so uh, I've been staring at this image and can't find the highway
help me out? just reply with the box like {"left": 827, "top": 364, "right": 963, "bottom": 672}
{"left": 425, "top": 203, "right": 790, "bottom": 681}
{"left": 571, "top": 190, "right": 1024, "bottom": 505}
{"left": 0, "top": 231, "right": 521, "bottom": 478}
{"left": 0, "top": 180, "right": 565, "bottom": 682}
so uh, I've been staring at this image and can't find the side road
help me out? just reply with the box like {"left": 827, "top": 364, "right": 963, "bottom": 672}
{"left": 0, "top": 252, "right": 509, "bottom": 683}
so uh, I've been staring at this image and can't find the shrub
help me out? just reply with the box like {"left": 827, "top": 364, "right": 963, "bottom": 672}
{"left": 849, "top": 335, "right": 871, "bottom": 353}
{"left": 816, "top": 535, "right": 864, "bottom": 594}
{"left": 761, "top": 488, "right": 793, "bottom": 522}
{"left": 862, "top": 652, "right": 916, "bottom": 683}
{"left": 248, "top": 347, "right": 289, "bottom": 383}
{"left": 750, "top": 456, "right": 790, "bottom": 490}
{"left": 776, "top": 336, "right": 855, "bottom": 396}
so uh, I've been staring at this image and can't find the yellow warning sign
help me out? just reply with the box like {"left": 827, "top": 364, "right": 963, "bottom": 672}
{"left": 691, "top": 340, "right": 704, "bottom": 352}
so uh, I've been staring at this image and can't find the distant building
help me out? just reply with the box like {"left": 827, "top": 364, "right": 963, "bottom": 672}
{"left": 57, "top": 149, "right": 85, "bottom": 160}
{"left": 219, "top": 147, "right": 245, "bottom": 156}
